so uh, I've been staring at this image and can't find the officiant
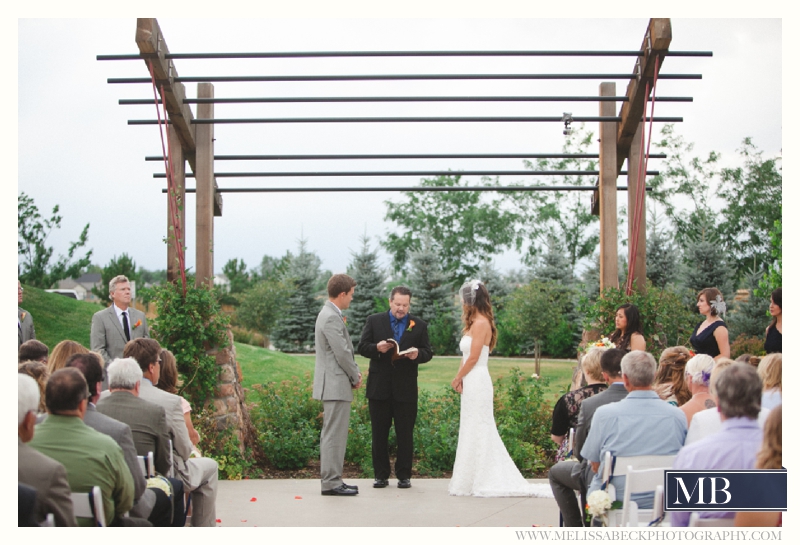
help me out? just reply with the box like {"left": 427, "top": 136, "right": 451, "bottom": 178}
{"left": 358, "top": 286, "right": 433, "bottom": 490}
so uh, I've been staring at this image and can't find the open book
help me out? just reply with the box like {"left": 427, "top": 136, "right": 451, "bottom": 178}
{"left": 386, "top": 338, "right": 417, "bottom": 361}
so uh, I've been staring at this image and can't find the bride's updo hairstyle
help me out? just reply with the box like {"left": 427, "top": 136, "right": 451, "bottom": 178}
{"left": 460, "top": 280, "right": 498, "bottom": 350}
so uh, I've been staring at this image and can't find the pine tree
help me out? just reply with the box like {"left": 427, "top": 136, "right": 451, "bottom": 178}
{"left": 408, "top": 237, "right": 458, "bottom": 354}
{"left": 345, "top": 235, "right": 386, "bottom": 343}
{"left": 272, "top": 238, "right": 323, "bottom": 353}
{"left": 646, "top": 226, "right": 680, "bottom": 289}
{"left": 727, "top": 268, "right": 771, "bottom": 340}
{"left": 682, "top": 238, "right": 733, "bottom": 299}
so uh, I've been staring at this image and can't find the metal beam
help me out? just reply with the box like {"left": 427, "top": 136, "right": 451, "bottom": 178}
{"left": 128, "top": 116, "right": 683, "bottom": 125}
{"left": 118, "top": 95, "right": 693, "bottom": 105}
{"left": 164, "top": 185, "right": 655, "bottom": 193}
{"left": 152, "top": 170, "right": 660, "bottom": 178}
{"left": 144, "top": 153, "right": 667, "bottom": 161}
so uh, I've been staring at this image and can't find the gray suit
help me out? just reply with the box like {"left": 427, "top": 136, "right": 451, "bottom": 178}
{"left": 91, "top": 304, "right": 149, "bottom": 365}
{"left": 548, "top": 382, "right": 628, "bottom": 526}
{"left": 135, "top": 380, "right": 218, "bottom": 527}
{"left": 96, "top": 391, "right": 172, "bottom": 477}
{"left": 313, "top": 301, "right": 361, "bottom": 491}
{"left": 18, "top": 439, "right": 77, "bottom": 526}
{"left": 18, "top": 307, "right": 36, "bottom": 347}
{"left": 83, "top": 404, "right": 156, "bottom": 519}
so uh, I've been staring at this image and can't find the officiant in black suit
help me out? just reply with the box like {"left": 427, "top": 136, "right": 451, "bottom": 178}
{"left": 358, "top": 286, "right": 432, "bottom": 489}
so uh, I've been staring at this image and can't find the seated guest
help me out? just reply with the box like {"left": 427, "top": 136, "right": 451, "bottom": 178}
{"left": 97, "top": 357, "right": 186, "bottom": 526}
{"left": 18, "top": 483, "right": 39, "bottom": 527}
{"left": 550, "top": 347, "right": 607, "bottom": 462}
{"left": 671, "top": 363, "right": 764, "bottom": 526}
{"left": 66, "top": 352, "right": 173, "bottom": 526}
{"left": 758, "top": 353, "right": 781, "bottom": 410}
{"left": 653, "top": 346, "right": 692, "bottom": 406}
{"left": 46, "top": 340, "right": 89, "bottom": 374}
{"left": 735, "top": 404, "right": 782, "bottom": 527}
{"left": 684, "top": 359, "right": 771, "bottom": 445}
{"left": 582, "top": 350, "right": 687, "bottom": 506}
{"left": 19, "top": 339, "right": 49, "bottom": 364}
{"left": 680, "top": 354, "right": 717, "bottom": 427}
{"left": 157, "top": 349, "right": 201, "bottom": 448}
{"left": 122, "top": 338, "right": 218, "bottom": 527}
{"left": 28, "top": 368, "right": 149, "bottom": 526}
{"left": 18, "top": 374, "right": 77, "bottom": 527}
{"left": 18, "top": 360, "right": 49, "bottom": 415}
{"left": 549, "top": 348, "right": 628, "bottom": 526}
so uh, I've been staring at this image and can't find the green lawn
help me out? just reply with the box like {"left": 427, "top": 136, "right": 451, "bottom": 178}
{"left": 19, "top": 284, "right": 105, "bottom": 350}
{"left": 234, "top": 342, "right": 577, "bottom": 401}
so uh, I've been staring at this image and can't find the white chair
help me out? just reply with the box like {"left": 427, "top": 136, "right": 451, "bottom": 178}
{"left": 689, "top": 512, "right": 736, "bottom": 527}
{"left": 41, "top": 513, "right": 55, "bottom": 527}
{"left": 600, "top": 451, "right": 676, "bottom": 526}
{"left": 567, "top": 428, "right": 576, "bottom": 459}
{"left": 137, "top": 451, "right": 155, "bottom": 478}
{"left": 71, "top": 485, "right": 106, "bottom": 527}
{"left": 621, "top": 469, "right": 673, "bottom": 526}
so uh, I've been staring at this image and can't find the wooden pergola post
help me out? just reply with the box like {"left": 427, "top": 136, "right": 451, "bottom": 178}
{"left": 598, "top": 82, "right": 618, "bottom": 291}
{"left": 627, "top": 122, "right": 647, "bottom": 294}
{"left": 195, "top": 83, "right": 216, "bottom": 287}
{"left": 166, "top": 125, "right": 186, "bottom": 282}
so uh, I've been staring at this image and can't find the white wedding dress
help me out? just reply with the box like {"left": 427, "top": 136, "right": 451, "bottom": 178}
{"left": 448, "top": 336, "right": 553, "bottom": 498}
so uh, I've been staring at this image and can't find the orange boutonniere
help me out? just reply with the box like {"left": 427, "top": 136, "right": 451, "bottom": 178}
{"left": 21, "top": 312, "right": 27, "bottom": 321}
{"left": 342, "top": 316, "right": 347, "bottom": 325}
{"left": 688, "top": 350, "right": 696, "bottom": 357}
{"left": 133, "top": 319, "right": 142, "bottom": 329}
{"left": 406, "top": 320, "right": 415, "bottom": 332}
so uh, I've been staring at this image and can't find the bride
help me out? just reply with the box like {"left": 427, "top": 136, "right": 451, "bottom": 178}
{"left": 448, "top": 280, "right": 552, "bottom": 498}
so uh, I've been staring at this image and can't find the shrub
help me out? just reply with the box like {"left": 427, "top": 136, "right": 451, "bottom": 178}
{"left": 730, "top": 333, "right": 766, "bottom": 359}
{"left": 413, "top": 388, "right": 461, "bottom": 476}
{"left": 149, "top": 278, "right": 231, "bottom": 407}
{"left": 249, "top": 375, "right": 321, "bottom": 470}
{"left": 231, "top": 326, "right": 266, "bottom": 347}
{"left": 192, "top": 407, "right": 258, "bottom": 480}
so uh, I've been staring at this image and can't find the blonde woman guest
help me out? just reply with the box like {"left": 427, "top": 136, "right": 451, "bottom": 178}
{"left": 46, "top": 340, "right": 89, "bottom": 374}
{"left": 550, "top": 348, "right": 608, "bottom": 461}
{"left": 157, "top": 349, "right": 201, "bottom": 447}
{"left": 735, "top": 405, "right": 782, "bottom": 527}
{"left": 758, "top": 353, "right": 782, "bottom": 410}
{"left": 18, "top": 360, "right": 49, "bottom": 414}
{"left": 764, "top": 288, "right": 782, "bottom": 354}
{"left": 654, "top": 347, "right": 692, "bottom": 406}
{"left": 689, "top": 288, "right": 730, "bottom": 360}
{"left": 680, "top": 354, "right": 717, "bottom": 427}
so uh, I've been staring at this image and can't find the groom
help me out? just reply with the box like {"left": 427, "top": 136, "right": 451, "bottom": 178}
{"left": 358, "top": 286, "right": 432, "bottom": 489}
{"left": 313, "top": 274, "right": 362, "bottom": 496}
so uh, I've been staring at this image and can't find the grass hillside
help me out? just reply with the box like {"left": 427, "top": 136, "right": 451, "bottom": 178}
{"left": 19, "top": 285, "right": 105, "bottom": 350}
{"left": 235, "top": 342, "right": 577, "bottom": 400}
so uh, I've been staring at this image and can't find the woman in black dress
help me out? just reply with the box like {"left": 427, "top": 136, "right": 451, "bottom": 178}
{"left": 689, "top": 287, "right": 730, "bottom": 360}
{"left": 607, "top": 303, "right": 646, "bottom": 352}
{"left": 764, "top": 288, "right": 782, "bottom": 354}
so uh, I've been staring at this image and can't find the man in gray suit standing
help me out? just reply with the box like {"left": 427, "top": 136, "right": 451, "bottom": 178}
{"left": 18, "top": 281, "right": 36, "bottom": 348}
{"left": 91, "top": 275, "right": 149, "bottom": 380}
{"left": 548, "top": 348, "right": 628, "bottom": 526}
{"left": 313, "top": 274, "right": 362, "bottom": 496}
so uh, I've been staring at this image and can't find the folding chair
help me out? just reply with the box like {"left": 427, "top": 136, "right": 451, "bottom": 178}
{"left": 621, "top": 467, "right": 673, "bottom": 526}
{"left": 168, "top": 438, "right": 175, "bottom": 478}
{"left": 137, "top": 451, "right": 155, "bottom": 478}
{"left": 70, "top": 486, "right": 106, "bottom": 527}
{"left": 41, "top": 513, "right": 55, "bottom": 527}
{"left": 600, "top": 451, "right": 676, "bottom": 526}
{"left": 689, "top": 512, "right": 735, "bottom": 527}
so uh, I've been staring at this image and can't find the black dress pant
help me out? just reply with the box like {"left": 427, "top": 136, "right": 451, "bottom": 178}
{"left": 369, "top": 397, "right": 417, "bottom": 480}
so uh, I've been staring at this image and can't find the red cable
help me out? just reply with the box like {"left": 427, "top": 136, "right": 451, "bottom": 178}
{"left": 147, "top": 60, "right": 187, "bottom": 295}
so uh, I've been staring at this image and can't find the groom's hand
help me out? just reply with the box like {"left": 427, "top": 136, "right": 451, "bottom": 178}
{"left": 352, "top": 372, "right": 363, "bottom": 389}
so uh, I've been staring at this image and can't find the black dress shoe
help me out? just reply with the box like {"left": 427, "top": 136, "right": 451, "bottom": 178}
{"left": 342, "top": 482, "right": 359, "bottom": 491}
{"left": 398, "top": 479, "right": 412, "bottom": 489}
{"left": 373, "top": 479, "right": 389, "bottom": 488}
{"left": 321, "top": 485, "right": 358, "bottom": 496}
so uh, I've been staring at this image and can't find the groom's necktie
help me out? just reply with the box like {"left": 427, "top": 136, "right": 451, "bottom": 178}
{"left": 122, "top": 311, "right": 131, "bottom": 341}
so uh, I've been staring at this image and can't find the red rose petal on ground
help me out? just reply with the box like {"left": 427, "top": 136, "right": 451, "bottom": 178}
{"left": 295, "top": 496, "right": 302, "bottom": 499}
{"left": 250, "top": 497, "right": 257, "bottom": 502}
{"left": 241, "top": 520, "right": 247, "bottom": 522}
{"left": 216, "top": 519, "right": 221, "bottom": 523}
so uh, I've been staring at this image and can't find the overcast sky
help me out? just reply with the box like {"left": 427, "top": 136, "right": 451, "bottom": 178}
{"left": 17, "top": 17, "right": 783, "bottom": 279}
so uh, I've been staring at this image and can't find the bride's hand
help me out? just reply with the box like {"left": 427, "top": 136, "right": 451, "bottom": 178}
{"left": 451, "top": 376, "right": 463, "bottom": 393}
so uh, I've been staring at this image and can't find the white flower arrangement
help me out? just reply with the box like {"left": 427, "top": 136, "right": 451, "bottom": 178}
{"left": 586, "top": 490, "right": 613, "bottom": 517}
{"left": 588, "top": 337, "right": 616, "bottom": 350}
